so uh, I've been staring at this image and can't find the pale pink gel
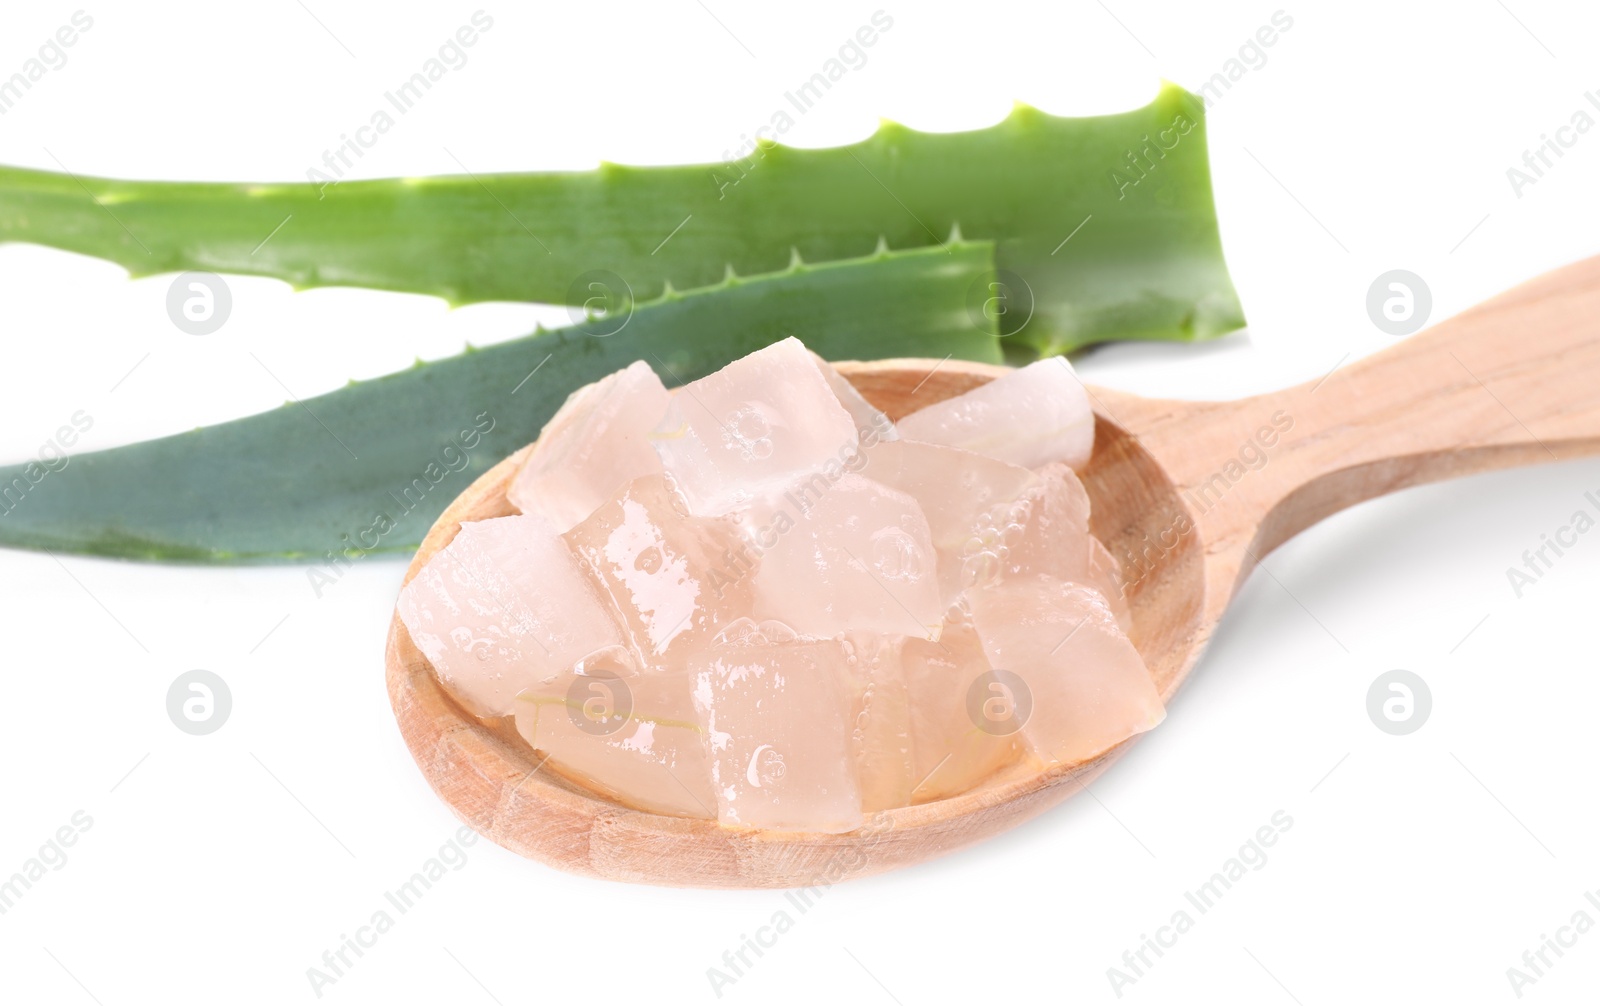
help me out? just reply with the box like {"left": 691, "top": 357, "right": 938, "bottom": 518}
{"left": 563, "top": 474, "right": 754, "bottom": 674}
{"left": 896, "top": 356, "right": 1095, "bottom": 470}
{"left": 901, "top": 612, "right": 1020, "bottom": 803}
{"left": 398, "top": 343, "right": 1162, "bottom": 833}
{"left": 749, "top": 473, "right": 942, "bottom": 640}
{"left": 968, "top": 574, "right": 1164, "bottom": 766}
{"left": 690, "top": 640, "right": 862, "bottom": 833}
{"left": 396, "top": 514, "right": 625, "bottom": 719}
{"left": 514, "top": 670, "right": 717, "bottom": 819}
{"left": 507, "top": 360, "right": 670, "bottom": 532}
{"left": 651, "top": 337, "right": 858, "bottom": 517}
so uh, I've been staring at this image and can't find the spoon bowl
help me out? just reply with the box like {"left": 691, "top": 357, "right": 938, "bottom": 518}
{"left": 387, "top": 256, "right": 1600, "bottom": 886}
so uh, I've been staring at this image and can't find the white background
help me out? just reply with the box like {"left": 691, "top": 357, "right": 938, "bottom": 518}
{"left": 1, "top": 1, "right": 1598, "bottom": 1003}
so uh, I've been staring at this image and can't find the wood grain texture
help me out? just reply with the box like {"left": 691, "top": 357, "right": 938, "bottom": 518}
{"left": 386, "top": 256, "right": 1600, "bottom": 887}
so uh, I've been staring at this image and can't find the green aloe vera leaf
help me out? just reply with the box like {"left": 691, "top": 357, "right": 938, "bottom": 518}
{"left": 0, "top": 84, "right": 1240, "bottom": 354}
{"left": 0, "top": 243, "right": 1001, "bottom": 564}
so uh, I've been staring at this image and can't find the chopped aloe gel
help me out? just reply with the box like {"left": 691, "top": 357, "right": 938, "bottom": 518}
{"left": 507, "top": 360, "right": 670, "bottom": 532}
{"left": 968, "top": 574, "right": 1164, "bottom": 766}
{"left": 513, "top": 669, "right": 716, "bottom": 820}
{"left": 902, "top": 612, "right": 1023, "bottom": 803}
{"left": 811, "top": 352, "right": 898, "bottom": 442}
{"left": 652, "top": 336, "right": 858, "bottom": 516}
{"left": 950, "top": 460, "right": 1133, "bottom": 630}
{"left": 563, "top": 474, "right": 753, "bottom": 672}
{"left": 400, "top": 340, "right": 1162, "bottom": 833}
{"left": 691, "top": 640, "right": 863, "bottom": 833}
{"left": 863, "top": 439, "right": 1040, "bottom": 606}
{"left": 841, "top": 632, "right": 917, "bottom": 813}
{"left": 750, "top": 474, "right": 942, "bottom": 640}
{"left": 396, "top": 514, "right": 627, "bottom": 718}
{"left": 896, "top": 357, "right": 1095, "bottom": 470}
{"left": 1086, "top": 537, "right": 1132, "bottom": 634}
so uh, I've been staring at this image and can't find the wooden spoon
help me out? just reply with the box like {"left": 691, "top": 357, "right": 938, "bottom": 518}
{"left": 386, "top": 257, "right": 1600, "bottom": 888}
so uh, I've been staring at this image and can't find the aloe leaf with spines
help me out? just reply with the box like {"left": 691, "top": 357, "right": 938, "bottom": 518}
{"left": 0, "top": 84, "right": 1240, "bottom": 355}
{"left": 0, "top": 244, "right": 1002, "bottom": 563}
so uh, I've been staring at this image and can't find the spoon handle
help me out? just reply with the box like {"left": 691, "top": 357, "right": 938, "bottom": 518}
{"left": 1098, "top": 255, "right": 1600, "bottom": 601}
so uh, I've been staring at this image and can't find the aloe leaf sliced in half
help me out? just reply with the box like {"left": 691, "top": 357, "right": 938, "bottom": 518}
{"left": 0, "top": 244, "right": 1000, "bottom": 563}
{"left": 0, "top": 84, "right": 1240, "bottom": 354}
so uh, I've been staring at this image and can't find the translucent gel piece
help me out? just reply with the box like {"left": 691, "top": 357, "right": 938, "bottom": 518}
{"left": 564, "top": 474, "right": 755, "bottom": 673}
{"left": 897, "top": 357, "right": 1094, "bottom": 470}
{"left": 514, "top": 670, "right": 716, "bottom": 820}
{"left": 652, "top": 337, "right": 858, "bottom": 516}
{"left": 864, "top": 439, "right": 1040, "bottom": 606}
{"left": 751, "top": 474, "right": 942, "bottom": 640}
{"left": 975, "top": 461, "right": 1133, "bottom": 631}
{"left": 842, "top": 632, "right": 916, "bottom": 813}
{"left": 968, "top": 574, "right": 1163, "bottom": 767}
{"left": 397, "top": 514, "right": 626, "bottom": 718}
{"left": 508, "top": 360, "right": 671, "bottom": 532}
{"left": 902, "top": 612, "right": 1022, "bottom": 803}
{"left": 1086, "top": 537, "right": 1133, "bottom": 635}
{"left": 810, "top": 352, "right": 899, "bottom": 443}
{"left": 690, "top": 641, "right": 863, "bottom": 833}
